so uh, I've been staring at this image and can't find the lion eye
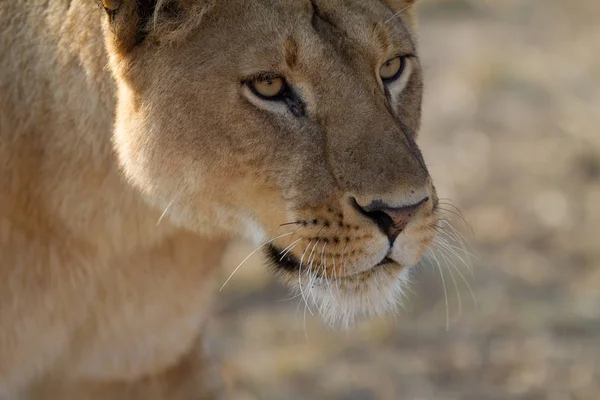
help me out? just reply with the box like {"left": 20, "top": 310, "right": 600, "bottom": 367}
{"left": 379, "top": 56, "right": 405, "bottom": 82}
{"left": 250, "top": 77, "right": 285, "bottom": 99}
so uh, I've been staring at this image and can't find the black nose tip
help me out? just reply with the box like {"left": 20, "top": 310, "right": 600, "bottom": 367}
{"left": 352, "top": 196, "right": 429, "bottom": 244}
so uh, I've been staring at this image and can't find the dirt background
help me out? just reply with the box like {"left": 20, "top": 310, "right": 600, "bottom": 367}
{"left": 211, "top": 1, "right": 600, "bottom": 398}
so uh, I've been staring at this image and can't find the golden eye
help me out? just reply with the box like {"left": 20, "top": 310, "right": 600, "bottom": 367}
{"left": 379, "top": 56, "right": 405, "bottom": 81}
{"left": 251, "top": 77, "right": 285, "bottom": 98}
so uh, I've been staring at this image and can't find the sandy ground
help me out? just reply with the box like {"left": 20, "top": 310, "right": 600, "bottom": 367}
{"left": 211, "top": 1, "right": 600, "bottom": 398}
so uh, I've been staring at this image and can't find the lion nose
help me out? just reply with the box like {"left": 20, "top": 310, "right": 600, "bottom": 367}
{"left": 351, "top": 196, "right": 430, "bottom": 244}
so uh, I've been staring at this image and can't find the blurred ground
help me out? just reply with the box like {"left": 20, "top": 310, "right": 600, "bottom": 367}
{"left": 211, "top": 1, "right": 600, "bottom": 398}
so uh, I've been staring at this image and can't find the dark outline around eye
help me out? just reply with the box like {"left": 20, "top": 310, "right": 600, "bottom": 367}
{"left": 243, "top": 72, "right": 288, "bottom": 101}
{"left": 241, "top": 72, "right": 307, "bottom": 117}
{"left": 381, "top": 55, "right": 408, "bottom": 84}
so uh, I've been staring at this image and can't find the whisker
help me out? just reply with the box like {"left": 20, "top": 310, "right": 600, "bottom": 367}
{"left": 307, "top": 240, "right": 321, "bottom": 305}
{"left": 439, "top": 218, "right": 472, "bottom": 249}
{"left": 331, "top": 252, "right": 342, "bottom": 304}
{"left": 435, "top": 245, "right": 462, "bottom": 317}
{"left": 434, "top": 238, "right": 478, "bottom": 308}
{"left": 437, "top": 197, "right": 464, "bottom": 205}
{"left": 295, "top": 296, "right": 303, "bottom": 318}
{"left": 438, "top": 200, "right": 475, "bottom": 234}
{"left": 438, "top": 219, "right": 475, "bottom": 272}
{"left": 340, "top": 239, "right": 350, "bottom": 279}
{"left": 303, "top": 298, "right": 309, "bottom": 343}
{"left": 156, "top": 194, "right": 180, "bottom": 227}
{"left": 302, "top": 232, "right": 322, "bottom": 332}
{"left": 430, "top": 251, "right": 450, "bottom": 331}
{"left": 298, "top": 240, "right": 315, "bottom": 316}
{"left": 219, "top": 231, "right": 295, "bottom": 291}
{"left": 314, "top": 243, "right": 328, "bottom": 321}
{"left": 280, "top": 221, "right": 303, "bottom": 227}
{"left": 319, "top": 241, "right": 327, "bottom": 276}
{"left": 437, "top": 201, "right": 469, "bottom": 221}
{"left": 318, "top": 242, "right": 328, "bottom": 284}
{"left": 275, "top": 292, "right": 302, "bottom": 303}
{"left": 436, "top": 206, "right": 471, "bottom": 229}
{"left": 383, "top": 3, "right": 413, "bottom": 25}
{"left": 449, "top": 261, "right": 479, "bottom": 309}
{"left": 436, "top": 232, "right": 479, "bottom": 261}
{"left": 321, "top": 243, "right": 339, "bottom": 312}
{"left": 307, "top": 240, "right": 320, "bottom": 273}
{"left": 436, "top": 231, "right": 476, "bottom": 273}
{"left": 279, "top": 238, "right": 302, "bottom": 261}
{"left": 435, "top": 219, "right": 469, "bottom": 252}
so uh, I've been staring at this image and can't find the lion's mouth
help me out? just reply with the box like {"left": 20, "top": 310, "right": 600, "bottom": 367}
{"left": 265, "top": 242, "right": 416, "bottom": 327}
{"left": 266, "top": 244, "right": 396, "bottom": 276}
{"left": 266, "top": 244, "right": 302, "bottom": 272}
{"left": 375, "top": 256, "right": 395, "bottom": 267}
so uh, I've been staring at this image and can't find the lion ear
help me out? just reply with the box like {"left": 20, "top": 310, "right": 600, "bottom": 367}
{"left": 99, "top": 0, "right": 213, "bottom": 53}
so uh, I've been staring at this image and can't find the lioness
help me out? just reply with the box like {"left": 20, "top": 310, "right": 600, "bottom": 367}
{"left": 0, "top": 0, "right": 439, "bottom": 398}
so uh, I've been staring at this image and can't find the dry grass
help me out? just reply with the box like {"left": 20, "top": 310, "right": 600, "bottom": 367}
{"left": 212, "top": 1, "right": 600, "bottom": 398}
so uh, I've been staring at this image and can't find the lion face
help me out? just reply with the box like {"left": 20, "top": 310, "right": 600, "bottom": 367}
{"left": 103, "top": 0, "right": 437, "bottom": 326}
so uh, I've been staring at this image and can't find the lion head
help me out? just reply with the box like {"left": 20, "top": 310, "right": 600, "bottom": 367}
{"left": 101, "top": 0, "right": 438, "bottom": 326}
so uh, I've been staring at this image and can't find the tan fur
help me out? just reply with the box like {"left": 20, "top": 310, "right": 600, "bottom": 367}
{"left": 0, "top": 0, "right": 434, "bottom": 397}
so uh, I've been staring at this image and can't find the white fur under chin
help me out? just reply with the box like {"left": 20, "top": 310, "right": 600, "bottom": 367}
{"left": 296, "top": 265, "right": 413, "bottom": 329}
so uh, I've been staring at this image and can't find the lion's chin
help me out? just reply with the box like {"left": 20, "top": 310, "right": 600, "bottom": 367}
{"left": 266, "top": 245, "right": 414, "bottom": 328}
